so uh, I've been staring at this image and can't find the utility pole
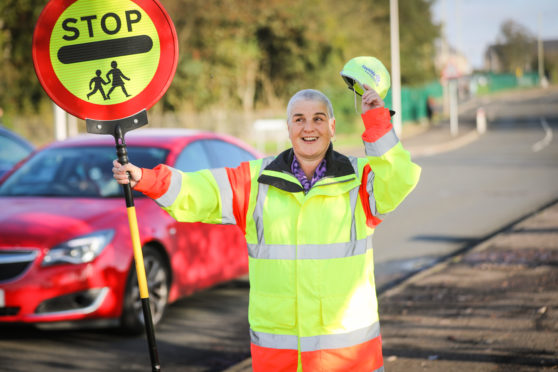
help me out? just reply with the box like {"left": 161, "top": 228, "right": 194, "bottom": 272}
{"left": 53, "top": 103, "right": 67, "bottom": 141}
{"left": 538, "top": 13, "right": 548, "bottom": 88}
{"left": 441, "top": 0, "right": 450, "bottom": 115}
{"left": 390, "top": 0, "right": 402, "bottom": 136}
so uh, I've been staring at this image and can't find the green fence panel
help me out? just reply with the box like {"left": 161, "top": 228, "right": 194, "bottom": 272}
{"left": 385, "top": 81, "right": 442, "bottom": 123}
{"left": 477, "top": 72, "right": 539, "bottom": 93}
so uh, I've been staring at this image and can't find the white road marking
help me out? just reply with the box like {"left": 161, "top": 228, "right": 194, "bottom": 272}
{"left": 532, "top": 118, "right": 553, "bottom": 152}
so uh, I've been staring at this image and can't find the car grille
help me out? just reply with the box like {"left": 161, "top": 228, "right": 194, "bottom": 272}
{"left": 0, "top": 250, "right": 38, "bottom": 282}
{"left": 0, "top": 307, "right": 20, "bottom": 316}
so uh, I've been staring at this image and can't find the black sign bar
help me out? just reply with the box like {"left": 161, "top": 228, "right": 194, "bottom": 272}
{"left": 58, "top": 35, "right": 153, "bottom": 64}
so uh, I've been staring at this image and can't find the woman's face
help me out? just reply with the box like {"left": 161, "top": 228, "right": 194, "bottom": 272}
{"left": 287, "top": 99, "right": 336, "bottom": 163}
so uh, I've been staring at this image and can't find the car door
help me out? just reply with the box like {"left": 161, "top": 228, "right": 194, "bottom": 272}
{"left": 202, "top": 139, "right": 257, "bottom": 281}
{"left": 170, "top": 139, "right": 253, "bottom": 295}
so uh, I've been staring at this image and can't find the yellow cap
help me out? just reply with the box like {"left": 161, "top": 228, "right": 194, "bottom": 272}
{"left": 340, "top": 56, "right": 391, "bottom": 99}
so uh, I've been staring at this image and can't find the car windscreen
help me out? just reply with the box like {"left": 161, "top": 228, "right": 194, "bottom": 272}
{"left": 0, "top": 146, "right": 168, "bottom": 197}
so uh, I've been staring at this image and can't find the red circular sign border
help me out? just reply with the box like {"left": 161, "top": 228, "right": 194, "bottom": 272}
{"left": 32, "top": 0, "right": 178, "bottom": 121}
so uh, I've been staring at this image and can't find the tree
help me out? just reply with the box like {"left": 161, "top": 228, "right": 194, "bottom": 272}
{"left": 0, "top": 0, "right": 49, "bottom": 115}
{"left": 496, "top": 19, "right": 536, "bottom": 73}
{"left": 398, "top": 0, "right": 440, "bottom": 85}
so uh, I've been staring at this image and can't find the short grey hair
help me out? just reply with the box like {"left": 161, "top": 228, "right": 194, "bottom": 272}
{"left": 286, "top": 89, "right": 334, "bottom": 120}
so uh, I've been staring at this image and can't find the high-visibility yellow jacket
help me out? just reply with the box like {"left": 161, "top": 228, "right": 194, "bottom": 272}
{"left": 136, "top": 107, "right": 421, "bottom": 372}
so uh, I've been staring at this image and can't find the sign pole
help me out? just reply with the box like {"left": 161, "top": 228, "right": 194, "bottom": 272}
{"left": 87, "top": 110, "right": 160, "bottom": 372}
{"left": 449, "top": 79, "right": 459, "bottom": 137}
{"left": 389, "top": 0, "right": 402, "bottom": 137}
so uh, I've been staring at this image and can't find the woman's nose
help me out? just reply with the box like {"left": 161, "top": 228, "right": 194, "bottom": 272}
{"left": 302, "top": 121, "right": 314, "bottom": 131}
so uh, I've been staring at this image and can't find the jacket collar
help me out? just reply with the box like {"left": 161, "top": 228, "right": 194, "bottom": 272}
{"left": 257, "top": 143, "right": 356, "bottom": 192}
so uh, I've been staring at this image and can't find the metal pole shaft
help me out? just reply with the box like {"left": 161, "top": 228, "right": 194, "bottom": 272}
{"left": 538, "top": 13, "right": 545, "bottom": 86}
{"left": 115, "top": 125, "right": 161, "bottom": 372}
{"left": 449, "top": 80, "right": 459, "bottom": 137}
{"left": 390, "top": 0, "right": 402, "bottom": 136}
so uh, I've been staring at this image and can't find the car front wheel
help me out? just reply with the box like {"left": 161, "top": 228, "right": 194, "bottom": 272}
{"left": 121, "top": 245, "right": 170, "bottom": 334}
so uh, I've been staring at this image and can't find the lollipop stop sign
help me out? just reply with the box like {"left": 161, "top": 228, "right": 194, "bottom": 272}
{"left": 33, "top": 2, "right": 178, "bottom": 371}
{"left": 33, "top": 0, "right": 178, "bottom": 124}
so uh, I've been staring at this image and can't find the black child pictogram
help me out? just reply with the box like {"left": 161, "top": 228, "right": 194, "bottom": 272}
{"left": 106, "top": 60, "right": 131, "bottom": 99}
{"left": 87, "top": 69, "right": 109, "bottom": 100}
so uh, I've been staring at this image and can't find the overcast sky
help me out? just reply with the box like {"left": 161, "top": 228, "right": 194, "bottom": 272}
{"left": 431, "top": 0, "right": 558, "bottom": 69}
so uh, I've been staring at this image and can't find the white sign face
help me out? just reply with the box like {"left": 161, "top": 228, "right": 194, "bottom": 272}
{"left": 0, "top": 289, "right": 5, "bottom": 307}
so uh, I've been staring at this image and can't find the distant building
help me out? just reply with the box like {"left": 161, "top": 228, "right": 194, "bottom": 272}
{"left": 434, "top": 38, "right": 473, "bottom": 79}
{"left": 433, "top": 38, "right": 474, "bottom": 106}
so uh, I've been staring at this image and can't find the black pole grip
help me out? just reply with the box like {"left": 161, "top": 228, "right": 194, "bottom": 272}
{"left": 114, "top": 125, "right": 135, "bottom": 208}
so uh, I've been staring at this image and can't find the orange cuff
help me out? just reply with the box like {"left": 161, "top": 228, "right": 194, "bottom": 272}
{"left": 134, "top": 164, "right": 172, "bottom": 200}
{"left": 361, "top": 107, "right": 393, "bottom": 142}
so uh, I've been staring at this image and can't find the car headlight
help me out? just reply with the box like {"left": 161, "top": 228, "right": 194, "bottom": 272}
{"left": 42, "top": 229, "right": 115, "bottom": 266}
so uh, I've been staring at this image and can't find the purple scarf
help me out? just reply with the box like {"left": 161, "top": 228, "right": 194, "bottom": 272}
{"left": 291, "top": 156, "right": 327, "bottom": 192}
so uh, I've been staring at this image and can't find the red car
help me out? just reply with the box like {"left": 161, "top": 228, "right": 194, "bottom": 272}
{"left": 0, "top": 129, "right": 260, "bottom": 332}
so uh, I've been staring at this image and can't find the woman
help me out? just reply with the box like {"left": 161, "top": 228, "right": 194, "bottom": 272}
{"left": 113, "top": 85, "right": 420, "bottom": 371}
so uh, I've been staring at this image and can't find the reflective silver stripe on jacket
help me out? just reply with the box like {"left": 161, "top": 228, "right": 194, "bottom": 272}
{"left": 253, "top": 157, "right": 275, "bottom": 245}
{"left": 155, "top": 166, "right": 183, "bottom": 208}
{"left": 366, "top": 165, "right": 378, "bottom": 217}
{"left": 364, "top": 128, "right": 399, "bottom": 157}
{"left": 250, "top": 329, "right": 298, "bottom": 350}
{"left": 348, "top": 156, "right": 359, "bottom": 241}
{"left": 300, "top": 322, "right": 381, "bottom": 352}
{"left": 253, "top": 183, "right": 268, "bottom": 244}
{"left": 247, "top": 236, "right": 372, "bottom": 260}
{"left": 209, "top": 168, "right": 236, "bottom": 224}
{"left": 250, "top": 321, "right": 380, "bottom": 351}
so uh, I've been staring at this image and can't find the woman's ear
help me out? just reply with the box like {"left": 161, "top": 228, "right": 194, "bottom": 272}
{"left": 329, "top": 118, "right": 336, "bottom": 137}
